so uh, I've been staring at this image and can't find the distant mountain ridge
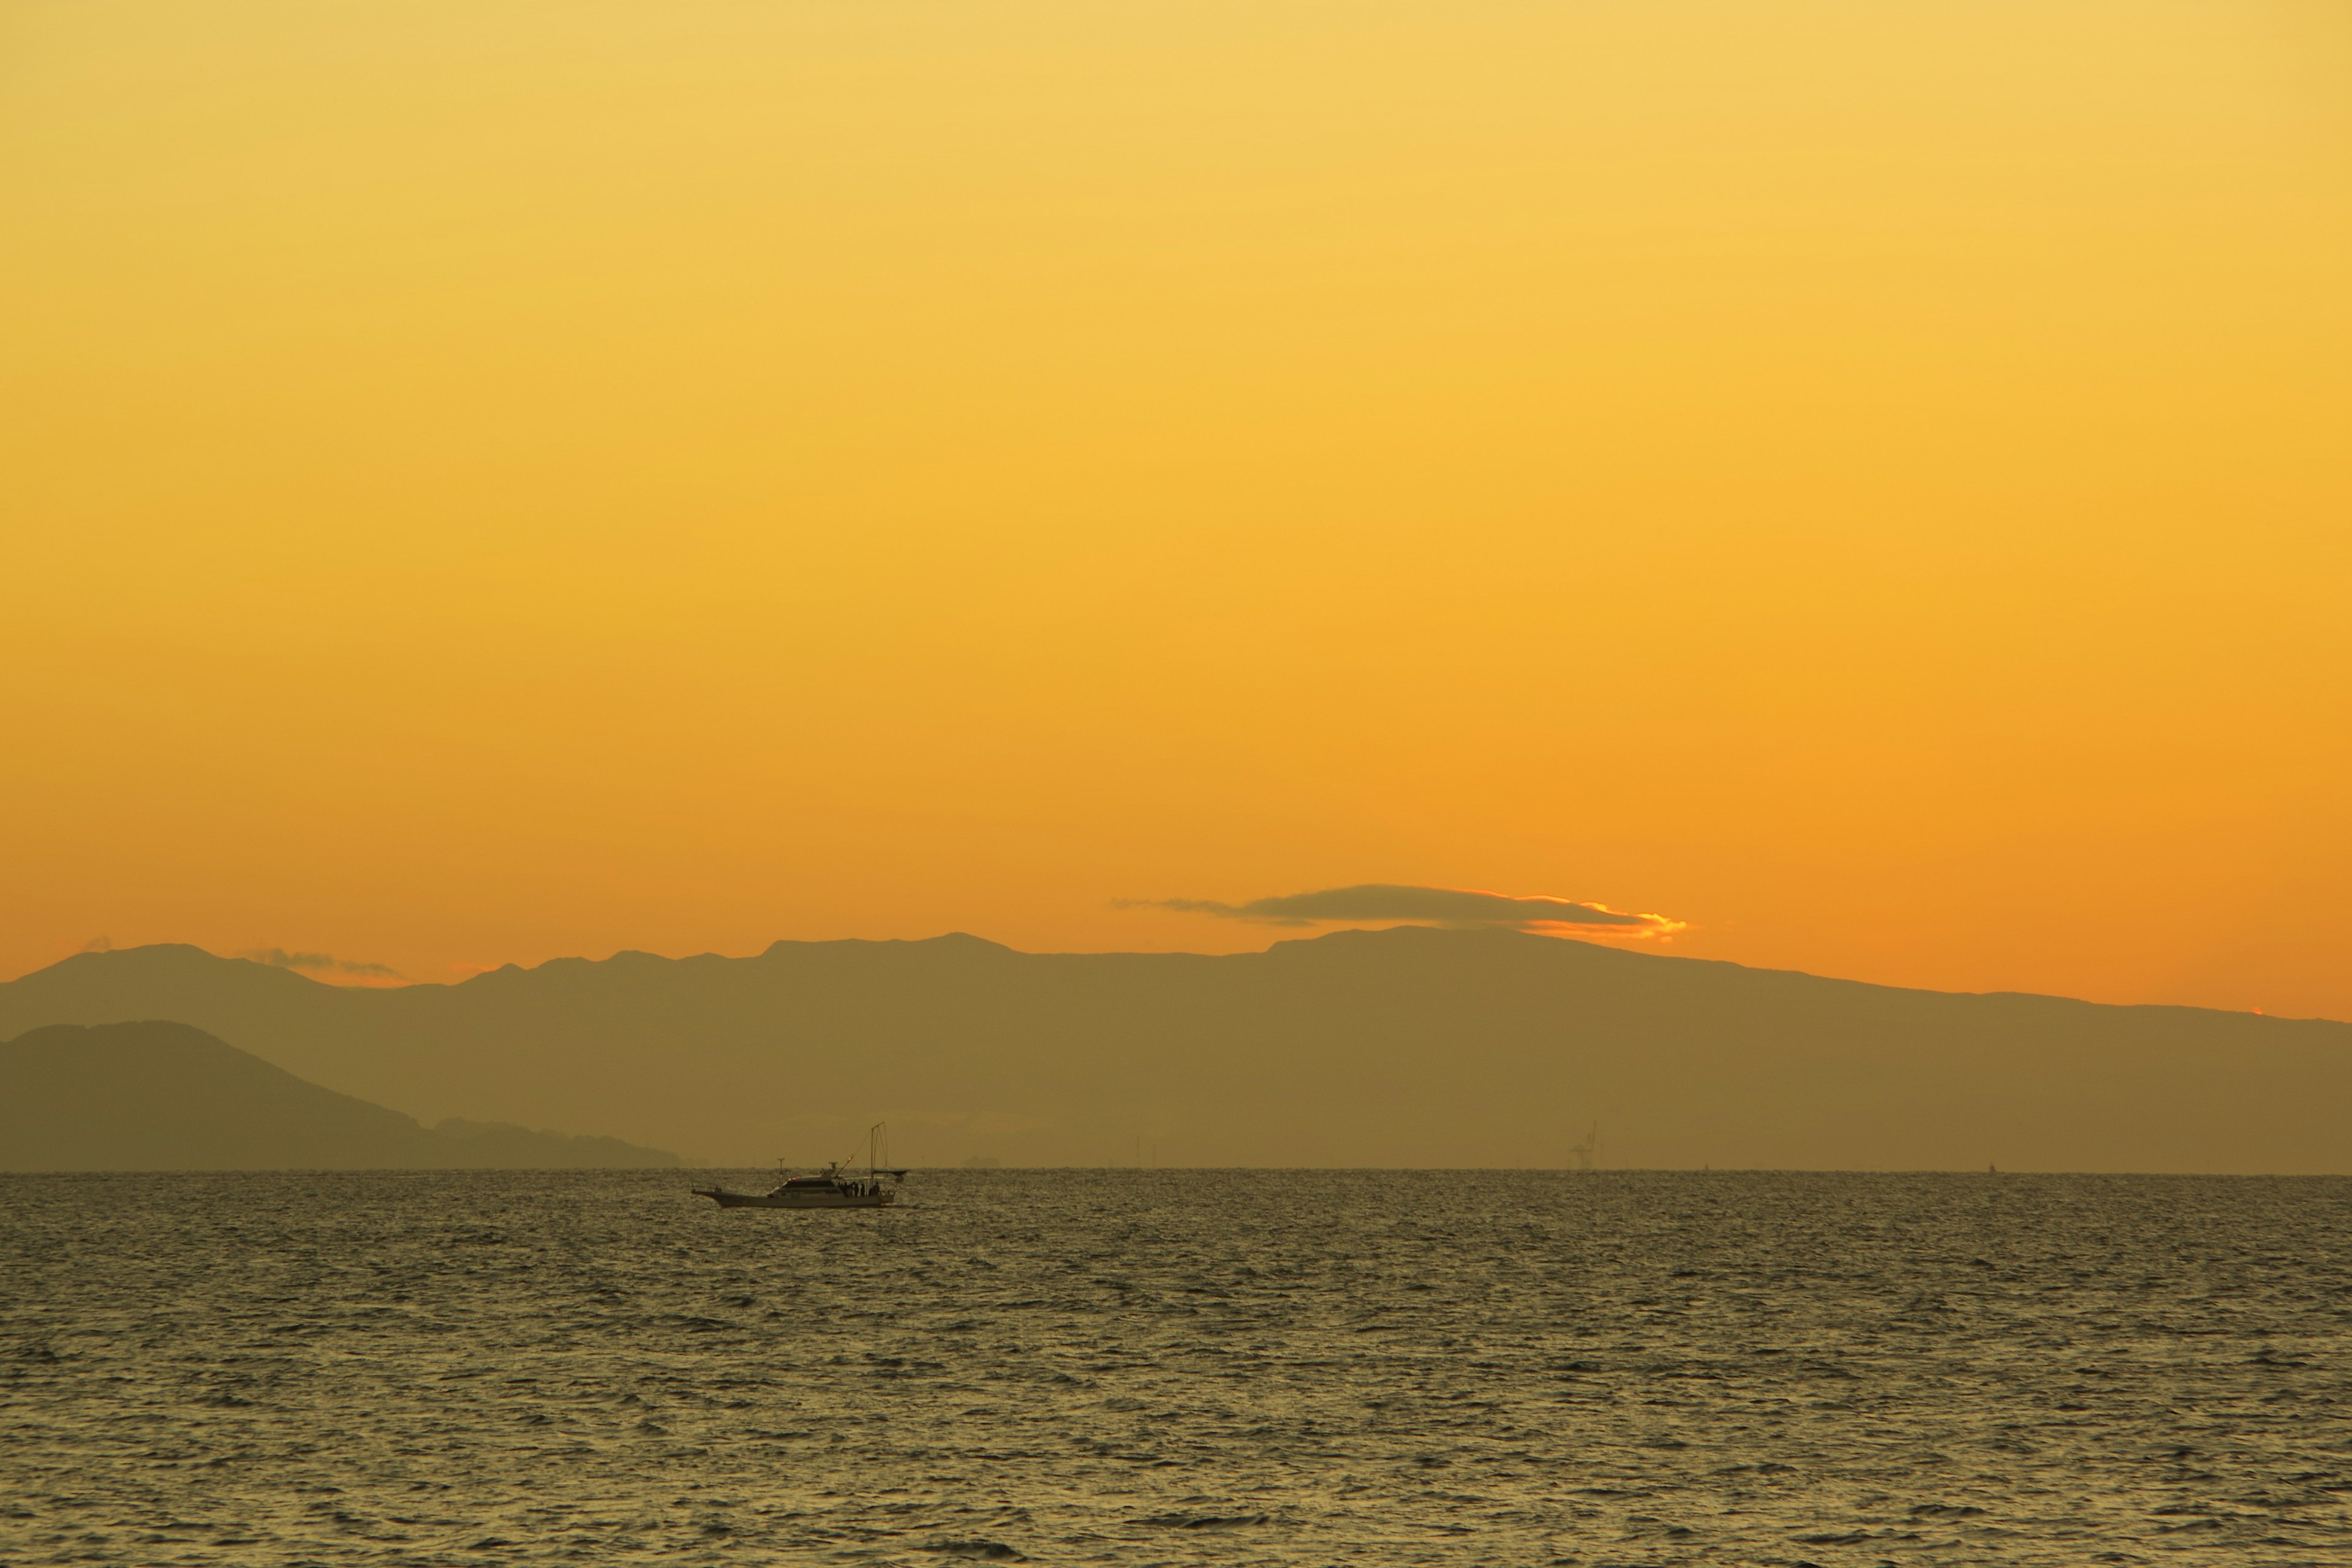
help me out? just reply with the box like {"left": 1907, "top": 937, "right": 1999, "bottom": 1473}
{"left": 1, "top": 931, "right": 2346, "bottom": 1172}
{"left": 0, "top": 1021, "right": 680, "bottom": 1171}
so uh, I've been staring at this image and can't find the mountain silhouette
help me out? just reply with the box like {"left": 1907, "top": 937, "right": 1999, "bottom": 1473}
{"left": 0, "top": 1020, "right": 679, "bottom": 1170}
{"left": 1, "top": 930, "right": 2346, "bottom": 1171}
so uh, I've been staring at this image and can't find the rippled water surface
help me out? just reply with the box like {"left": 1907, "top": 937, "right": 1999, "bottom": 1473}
{"left": 5, "top": 1170, "right": 2352, "bottom": 1566}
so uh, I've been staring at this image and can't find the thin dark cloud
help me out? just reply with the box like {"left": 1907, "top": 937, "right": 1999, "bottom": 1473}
{"left": 241, "top": 948, "right": 404, "bottom": 980}
{"left": 1122, "top": 883, "right": 1684, "bottom": 937}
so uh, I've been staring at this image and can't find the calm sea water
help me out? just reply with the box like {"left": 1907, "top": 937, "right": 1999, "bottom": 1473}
{"left": 4, "top": 1170, "right": 2350, "bottom": 1566}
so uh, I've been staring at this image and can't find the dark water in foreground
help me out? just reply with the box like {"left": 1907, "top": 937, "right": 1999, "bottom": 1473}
{"left": 4, "top": 1171, "right": 2351, "bottom": 1567}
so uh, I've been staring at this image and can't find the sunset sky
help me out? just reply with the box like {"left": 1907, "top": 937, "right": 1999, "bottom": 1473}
{"left": 6, "top": 1, "right": 2348, "bottom": 1017}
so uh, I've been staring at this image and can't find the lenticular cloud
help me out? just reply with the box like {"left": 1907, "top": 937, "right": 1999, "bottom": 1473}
{"left": 1125, "top": 883, "right": 1684, "bottom": 936}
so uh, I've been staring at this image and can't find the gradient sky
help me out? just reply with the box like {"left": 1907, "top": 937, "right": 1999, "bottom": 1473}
{"left": 5, "top": 1, "right": 2348, "bottom": 1017}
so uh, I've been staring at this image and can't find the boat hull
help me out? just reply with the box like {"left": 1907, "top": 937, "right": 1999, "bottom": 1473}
{"left": 692, "top": 1186, "right": 897, "bottom": 1210}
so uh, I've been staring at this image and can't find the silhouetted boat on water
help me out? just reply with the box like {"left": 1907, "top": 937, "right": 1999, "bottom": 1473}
{"left": 693, "top": 1123, "right": 907, "bottom": 1209}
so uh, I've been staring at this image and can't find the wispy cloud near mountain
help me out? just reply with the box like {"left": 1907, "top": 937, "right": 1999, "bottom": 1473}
{"left": 1122, "top": 884, "right": 1684, "bottom": 937}
{"left": 240, "top": 948, "right": 404, "bottom": 980}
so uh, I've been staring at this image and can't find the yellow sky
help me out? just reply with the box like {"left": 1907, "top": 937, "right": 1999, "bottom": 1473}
{"left": 4, "top": 0, "right": 2348, "bottom": 1016}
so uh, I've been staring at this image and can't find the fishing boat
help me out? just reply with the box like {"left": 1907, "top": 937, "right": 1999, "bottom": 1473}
{"left": 692, "top": 1123, "right": 908, "bottom": 1210}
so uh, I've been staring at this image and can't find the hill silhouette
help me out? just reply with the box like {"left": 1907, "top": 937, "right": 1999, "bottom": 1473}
{"left": 2, "top": 930, "right": 2346, "bottom": 1171}
{"left": 0, "top": 1021, "right": 679, "bottom": 1171}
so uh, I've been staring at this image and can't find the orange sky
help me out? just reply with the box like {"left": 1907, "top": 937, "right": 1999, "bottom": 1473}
{"left": 5, "top": 0, "right": 2348, "bottom": 1017}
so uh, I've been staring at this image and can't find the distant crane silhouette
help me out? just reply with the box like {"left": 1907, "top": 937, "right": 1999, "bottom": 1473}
{"left": 1570, "top": 1123, "right": 1601, "bottom": 1171}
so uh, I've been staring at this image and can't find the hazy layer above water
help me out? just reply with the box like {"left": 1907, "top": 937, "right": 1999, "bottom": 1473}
{"left": 2, "top": 930, "right": 2346, "bottom": 1170}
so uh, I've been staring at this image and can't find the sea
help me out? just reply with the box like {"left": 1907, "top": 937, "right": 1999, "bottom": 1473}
{"left": 3, "top": 1170, "right": 2349, "bottom": 1566}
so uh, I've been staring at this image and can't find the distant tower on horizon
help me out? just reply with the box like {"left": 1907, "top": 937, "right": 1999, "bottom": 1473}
{"left": 1570, "top": 1123, "right": 1601, "bottom": 1171}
